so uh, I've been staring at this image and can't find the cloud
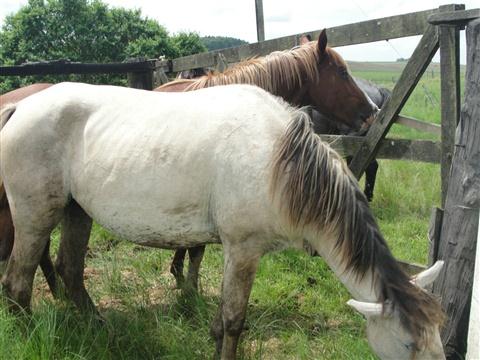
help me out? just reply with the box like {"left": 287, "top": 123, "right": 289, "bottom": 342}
{"left": 265, "top": 14, "right": 291, "bottom": 22}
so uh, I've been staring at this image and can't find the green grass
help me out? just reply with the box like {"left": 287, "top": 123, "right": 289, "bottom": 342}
{"left": 0, "top": 65, "right": 450, "bottom": 359}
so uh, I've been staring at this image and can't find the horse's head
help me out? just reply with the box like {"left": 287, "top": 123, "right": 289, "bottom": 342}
{"left": 348, "top": 261, "right": 446, "bottom": 359}
{"left": 305, "top": 30, "right": 378, "bottom": 132}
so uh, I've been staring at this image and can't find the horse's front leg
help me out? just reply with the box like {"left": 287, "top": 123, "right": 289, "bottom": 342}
{"left": 218, "top": 244, "right": 260, "bottom": 359}
{"left": 364, "top": 159, "right": 379, "bottom": 202}
{"left": 55, "top": 200, "right": 95, "bottom": 313}
{"left": 170, "top": 248, "right": 187, "bottom": 288}
{"left": 186, "top": 245, "right": 205, "bottom": 290}
{"left": 39, "top": 239, "right": 57, "bottom": 296}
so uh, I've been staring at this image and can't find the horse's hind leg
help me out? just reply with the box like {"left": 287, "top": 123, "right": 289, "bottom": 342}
{"left": 186, "top": 245, "right": 205, "bottom": 290}
{"left": 2, "top": 227, "right": 58, "bottom": 311}
{"left": 55, "top": 200, "right": 95, "bottom": 312}
{"left": 170, "top": 245, "right": 206, "bottom": 291}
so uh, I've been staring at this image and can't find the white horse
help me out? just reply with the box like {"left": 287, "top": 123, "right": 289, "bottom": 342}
{"left": 0, "top": 83, "right": 445, "bottom": 359}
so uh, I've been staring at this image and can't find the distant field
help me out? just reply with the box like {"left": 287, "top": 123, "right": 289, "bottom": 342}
{"left": 0, "top": 65, "right": 454, "bottom": 359}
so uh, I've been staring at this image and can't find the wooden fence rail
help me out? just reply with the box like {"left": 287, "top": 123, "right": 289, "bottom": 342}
{"left": 166, "top": 7, "right": 441, "bottom": 73}
{"left": 0, "top": 59, "right": 166, "bottom": 76}
{"left": 0, "top": 6, "right": 451, "bottom": 77}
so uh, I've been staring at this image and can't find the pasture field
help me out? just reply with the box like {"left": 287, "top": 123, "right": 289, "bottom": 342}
{"left": 0, "top": 63, "right": 459, "bottom": 359}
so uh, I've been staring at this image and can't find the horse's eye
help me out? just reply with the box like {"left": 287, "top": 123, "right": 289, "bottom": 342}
{"left": 338, "top": 67, "right": 349, "bottom": 79}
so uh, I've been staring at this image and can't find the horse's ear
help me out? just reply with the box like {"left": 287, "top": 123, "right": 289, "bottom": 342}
{"left": 347, "top": 299, "right": 383, "bottom": 318}
{"left": 317, "top": 29, "right": 328, "bottom": 56}
{"left": 411, "top": 260, "right": 444, "bottom": 289}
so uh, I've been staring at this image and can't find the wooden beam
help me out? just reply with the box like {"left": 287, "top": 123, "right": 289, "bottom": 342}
{"left": 214, "top": 53, "right": 228, "bottom": 72}
{"left": 396, "top": 115, "right": 441, "bottom": 135}
{"left": 255, "top": 0, "right": 265, "bottom": 42}
{"left": 127, "top": 70, "right": 153, "bottom": 90}
{"left": 439, "top": 4, "right": 463, "bottom": 207}
{"left": 432, "top": 18, "right": 480, "bottom": 358}
{"left": 429, "top": 8, "right": 480, "bottom": 25}
{"left": 152, "top": 68, "right": 169, "bottom": 88}
{"left": 0, "top": 59, "right": 158, "bottom": 77}
{"left": 467, "top": 210, "right": 480, "bottom": 359}
{"left": 320, "top": 135, "right": 441, "bottom": 163}
{"left": 348, "top": 24, "right": 440, "bottom": 178}
{"left": 170, "top": 7, "right": 445, "bottom": 73}
{"left": 428, "top": 207, "right": 444, "bottom": 266}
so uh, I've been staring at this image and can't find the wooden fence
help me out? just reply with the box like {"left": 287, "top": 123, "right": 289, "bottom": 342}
{"left": 0, "top": 6, "right": 458, "bottom": 172}
{"left": 1, "top": 4, "right": 480, "bottom": 358}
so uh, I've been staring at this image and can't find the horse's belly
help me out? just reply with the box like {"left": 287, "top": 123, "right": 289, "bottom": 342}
{"left": 78, "top": 197, "right": 219, "bottom": 248}
{"left": 71, "top": 158, "right": 218, "bottom": 249}
{"left": 98, "top": 215, "right": 220, "bottom": 249}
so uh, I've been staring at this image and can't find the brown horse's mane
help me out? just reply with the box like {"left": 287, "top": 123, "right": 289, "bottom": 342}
{"left": 161, "top": 43, "right": 329, "bottom": 95}
{"left": 270, "top": 113, "right": 444, "bottom": 354}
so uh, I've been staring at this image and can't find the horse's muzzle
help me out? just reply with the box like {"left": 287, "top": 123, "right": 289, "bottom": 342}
{"left": 358, "top": 107, "right": 379, "bottom": 134}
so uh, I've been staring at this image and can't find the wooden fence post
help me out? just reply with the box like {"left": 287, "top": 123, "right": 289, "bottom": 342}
{"left": 214, "top": 53, "right": 228, "bottom": 73}
{"left": 127, "top": 70, "right": 154, "bottom": 90}
{"left": 467, "top": 211, "right": 480, "bottom": 359}
{"left": 432, "top": 18, "right": 480, "bottom": 359}
{"left": 126, "top": 58, "right": 155, "bottom": 90}
{"left": 153, "top": 68, "right": 169, "bottom": 88}
{"left": 439, "top": 4, "right": 464, "bottom": 207}
{"left": 348, "top": 24, "right": 439, "bottom": 178}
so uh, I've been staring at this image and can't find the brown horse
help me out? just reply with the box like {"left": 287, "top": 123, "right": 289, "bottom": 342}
{"left": 0, "top": 83, "right": 53, "bottom": 106}
{"left": 0, "top": 30, "right": 377, "bottom": 293}
{"left": 156, "top": 30, "right": 378, "bottom": 289}
{"left": 157, "top": 31, "right": 377, "bottom": 131}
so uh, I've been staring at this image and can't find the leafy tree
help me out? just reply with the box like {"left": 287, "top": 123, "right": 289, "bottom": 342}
{"left": 200, "top": 36, "right": 248, "bottom": 51}
{"left": 0, "top": 0, "right": 205, "bottom": 92}
{"left": 171, "top": 32, "right": 207, "bottom": 58}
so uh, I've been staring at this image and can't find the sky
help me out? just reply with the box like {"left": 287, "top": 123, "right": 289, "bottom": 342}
{"left": 0, "top": 0, "right": 477, "bottom": 64}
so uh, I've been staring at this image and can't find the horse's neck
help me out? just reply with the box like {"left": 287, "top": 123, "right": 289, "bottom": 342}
{"left": 211, "top": 56, "right": 307, "bottom": 105}
{"left": 309, "top": 232, "right": 379, "bottom": 302}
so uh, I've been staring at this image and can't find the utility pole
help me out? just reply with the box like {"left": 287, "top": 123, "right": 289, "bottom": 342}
{"left": 255, "top": 0, "right": 265, "bottom": 42}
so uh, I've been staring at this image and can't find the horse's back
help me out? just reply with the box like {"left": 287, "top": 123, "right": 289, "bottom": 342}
{"left": 2, "top": 83, "right": 292, "bottom": 248}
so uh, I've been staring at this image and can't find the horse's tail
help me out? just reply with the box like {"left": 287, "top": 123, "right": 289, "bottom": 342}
{"left": 0, "top": 104, "right": 16, "bottom": 131}
{"left": 0, "top": 104, "right": 17, "bottom": 260}
{"left": 0, "top": 104, "right": 17, "bottom": 197}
